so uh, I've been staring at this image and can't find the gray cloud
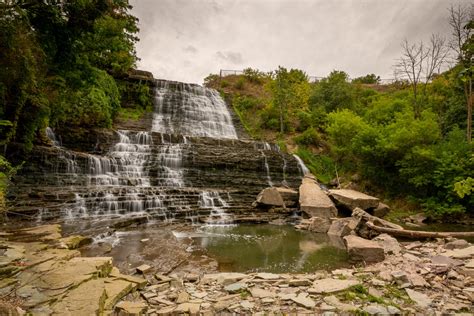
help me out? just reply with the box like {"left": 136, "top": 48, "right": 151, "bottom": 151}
{"left": 215, "top": 51, "right": 243, "bottom": 64}
{"left": 183, "top": 45, "right": 198, "bottom": 54}
{"left": 130, "top": 0, "right": 469, "bottom": 84}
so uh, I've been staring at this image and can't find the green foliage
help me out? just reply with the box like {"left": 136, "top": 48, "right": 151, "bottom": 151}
{"left": 295, "top": 148, "right": 336, "bottom": 184}
{"left": 234, "top": 77, "right": 245, "bottom": 90}
{"left": 310, "top": 70, "right": 358, "bottom": 113}
{"left": 454, "top": 177, "right": 474, "bottom": 198}
{"left": 243, "top": 68, "right": 268, "bottom": 84}
{"left": 352, "top": 74, "right": 381, "bottom": 84}
{"left": 293, "top": 127, "right": 320, "bottom": 146}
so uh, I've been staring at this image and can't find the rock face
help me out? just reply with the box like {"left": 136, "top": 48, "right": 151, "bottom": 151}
{"left": 343, "top": 235, "right": 385, "bottom": 263}
{"left": 328, "top": 189, "right": 379, "bottom": 210}
{"left": 299, "top": 176, "right": 337, "bottom": 218}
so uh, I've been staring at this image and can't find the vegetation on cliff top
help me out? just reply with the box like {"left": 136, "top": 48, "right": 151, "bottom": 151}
{"left": 0, "top": 1, "right": 152, "bottom": 207}
{"left": 204, "top": 5, "right": 473, "bottom": 219}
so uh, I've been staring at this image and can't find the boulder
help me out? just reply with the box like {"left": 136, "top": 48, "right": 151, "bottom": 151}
{"left": 255, "top": 187, "right": 285, "bottom": 207}
{"left": 372, "top": 233, "right": 401, "bottom": 255}
{"left": 372, "top": 202, "right": 390, "bottom": 218}
{"left": 275, "top": 187, "right": 298, "bottom": 207}
{"left": 343, "top": 235, "right": 385, "bottom": 263}
{"left": 299, "top": 177, "right": 337, "bottom": 218}
{"left": 444, "top": 239, "right": 470, "bottom": 250}
{"left": 327, "top": 217, "right": 360, "bottom": 237}
{"left": 296, "top": 217, "right": 332, "bottom": 233}
{"left": 328, "top": 189, "right": 379, "bottom": 210}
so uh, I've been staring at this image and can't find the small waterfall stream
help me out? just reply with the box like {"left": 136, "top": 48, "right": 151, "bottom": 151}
{"left": 293, "top": 154, "right": 310, "bottom": 176}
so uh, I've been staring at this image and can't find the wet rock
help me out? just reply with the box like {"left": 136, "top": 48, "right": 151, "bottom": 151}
{"left": 405, "top": 288, "right": 432, "bottom": 308}
{"left": 299, "top": 177, "right": 337, "bottom": 218}
{"left": 291, "top": 293, "right": 316, "bottom": 308}
{"left": 344, "top": 235, "right": 385, "bottom": 263}
{"left": 372, "top": 202, "right": 390, "bottom": 218}
{"left": 60, "top": 235, "right": 93, "bottom": 250}
{"left": 255, "top": 187, "right": 285, "bottom": 207}
{"left": 328, "top": 189, "right": 379, "bottom": 210}
{"left": 445, "top": 239, "right": 470, "bottom": 250}
{"left": 136, "top": 264, "right": 152, "bottom": 274}
{"left": 310, "top": 278, "right": 359, "bottom": 294}
{"left": 373, "top": 234, "right": 401, "bottom": 255}
{"left": 297, "top": 216, "right": 332, "bottom": 233}
{"left": 327, "top": 217, "right": 359, "bottom": 237}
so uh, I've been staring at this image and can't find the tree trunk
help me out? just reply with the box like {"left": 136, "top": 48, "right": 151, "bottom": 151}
{"left": 366, "top": 221, "right": 474, "bottom": 238}
{"left": 467, "top": 77, "right": 472, "bottom": 143}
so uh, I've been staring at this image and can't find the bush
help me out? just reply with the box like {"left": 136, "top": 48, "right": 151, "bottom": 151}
{"left": 235, "top": 77, "right": 245, "bottom": 90}
{"left": 294, "top": 127, "right": 320, "bottom": 146}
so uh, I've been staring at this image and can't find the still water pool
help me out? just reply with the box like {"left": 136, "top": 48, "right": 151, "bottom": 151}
{"left": 188, "top": 224, "right": 351, "bottom": 273}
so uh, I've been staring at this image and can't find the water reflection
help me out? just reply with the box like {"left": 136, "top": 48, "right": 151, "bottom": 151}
{"left": 192, "top": 224, "right": 350, "bottom": 273}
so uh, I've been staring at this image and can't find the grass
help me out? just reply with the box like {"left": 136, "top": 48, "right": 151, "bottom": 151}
{"left": 116, "top": 107, "right": 146, "bottom": 121}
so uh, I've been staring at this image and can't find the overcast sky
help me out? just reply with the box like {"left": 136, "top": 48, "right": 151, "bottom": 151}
{"left": 130, "top": 0, "right": 466, "bottom": 84}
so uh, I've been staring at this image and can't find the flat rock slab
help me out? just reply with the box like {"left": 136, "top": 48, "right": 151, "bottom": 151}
{"left": 444, "top": 246, "right": 474, "bottom": 259}
{"left": 291, "top": 293, "right": 315, "bottom": 308}
{"left": 405, "top": 288, "right": 432, "bottom": 308}
{"left": 115, "top": 301, "right": 148, "bottom": 315}
{"left": 201, "top": 273, "right": 247, "bottom": 285}
{"left": 329, "top": 189, "right": 379, "bottom": 210}
{"left": 309, "top": 278, "right": 359, "bottom": 293}
{"left": 255, "top": 272, "right": 280, "bottom": 280}
{"left": 299, "top": 178, "right": 337, "bottom": 218}
{"left": 250, "top": 288, "right": 275, "bottom": 298}
{"left": 327, "top": 217, "right": 359, "bottom": 237}
{"left": 344, "top": 235, "right": 385, "bottom": 263}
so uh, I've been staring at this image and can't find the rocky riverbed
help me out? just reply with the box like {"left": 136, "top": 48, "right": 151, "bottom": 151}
{"left": 1, "top": 223, "right": 473, "bottom": 315}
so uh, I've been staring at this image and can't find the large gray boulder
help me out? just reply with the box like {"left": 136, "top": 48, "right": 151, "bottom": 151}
{"left": 327, "top": 217, "right": 360, "bottom": 237}
{"left": 299, "top": 176, "right": 337, "bottom": 218}
{"left": 372, "top": 202, "right": 390, "bottom": 218}
{"left": 343, "top": 235, "right": 385, "bottom": 263}
{"left": 329, "top": 189, "right": 379, "bottom": 210}
{"left": 296, "top": 217, "right": 332, "bottom": 233}
{"left": 255, "top": 187, "right": 285, "bottom": 207}
{"left": 275, "top": 187, "right": 298, "bottom": 207}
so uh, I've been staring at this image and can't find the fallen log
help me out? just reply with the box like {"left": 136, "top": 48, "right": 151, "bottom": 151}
{"left": 366, "top": 221, "right": 474, "bottom": 238}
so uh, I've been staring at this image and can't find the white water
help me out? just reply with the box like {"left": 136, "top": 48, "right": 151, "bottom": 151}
{"left": 199, "top": 191, "right": 233, "bottom": 225}
{"left": 293, "top": 154, "right": 310, "bottom": 176}
{"left": 260, "top": 150, "right": 273, "bottom": 187}
{"left": 152, "top": 80, "right": 238, "bottom": 139}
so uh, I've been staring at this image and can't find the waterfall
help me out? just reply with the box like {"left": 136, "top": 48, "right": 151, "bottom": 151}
{"left": 293, "top": 154, "right": 310, "bottom": 176}
{"left": 199, "top": 191, "right": 232, "bottom": 225}
{"left": 260, "top": 150, "right": 273, "bottom": 187}
{"left": 152, "top": 80, "right": 238, "bottom": 139}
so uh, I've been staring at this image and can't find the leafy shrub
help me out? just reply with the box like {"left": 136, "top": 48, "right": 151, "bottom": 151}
{"left": 294, "top": 127, "right": 320, "bottom": 146}
{"left": 235, "top": 77, "right": 245, "bottom": 90}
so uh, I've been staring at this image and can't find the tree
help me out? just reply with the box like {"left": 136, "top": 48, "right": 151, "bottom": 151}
{"left": 352, "top": 74, "right": 381, "bottom": 84}
{"left": 448, "top": 4, "right": 474, "bottom": 143}
{"left": 394, "top": 35, "right": 449, "bottom": 119}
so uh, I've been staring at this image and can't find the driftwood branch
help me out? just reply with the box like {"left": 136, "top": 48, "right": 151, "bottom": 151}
{"left": 366, "top": 221, "right": 474, "bottom": 238}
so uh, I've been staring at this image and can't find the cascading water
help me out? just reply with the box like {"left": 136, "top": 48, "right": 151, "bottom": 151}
{"left": 199, "top": 191, "right": 233, "bottom": 225}
{"left": 153, "top": 80, "right": 238, "bottom": 139}
{"left": 49, "top": 80, "right": 241, "bottom": 222}
{"left": 293, "top": 154, "right": 310, "bottom": 176}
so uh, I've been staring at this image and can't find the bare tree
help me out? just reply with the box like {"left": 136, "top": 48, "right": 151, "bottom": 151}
{"left": 448, "top": 4, "right": 473, "bottom": 143}
{"left": 394, "top": 35, "right": 449, "bottom": 119}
